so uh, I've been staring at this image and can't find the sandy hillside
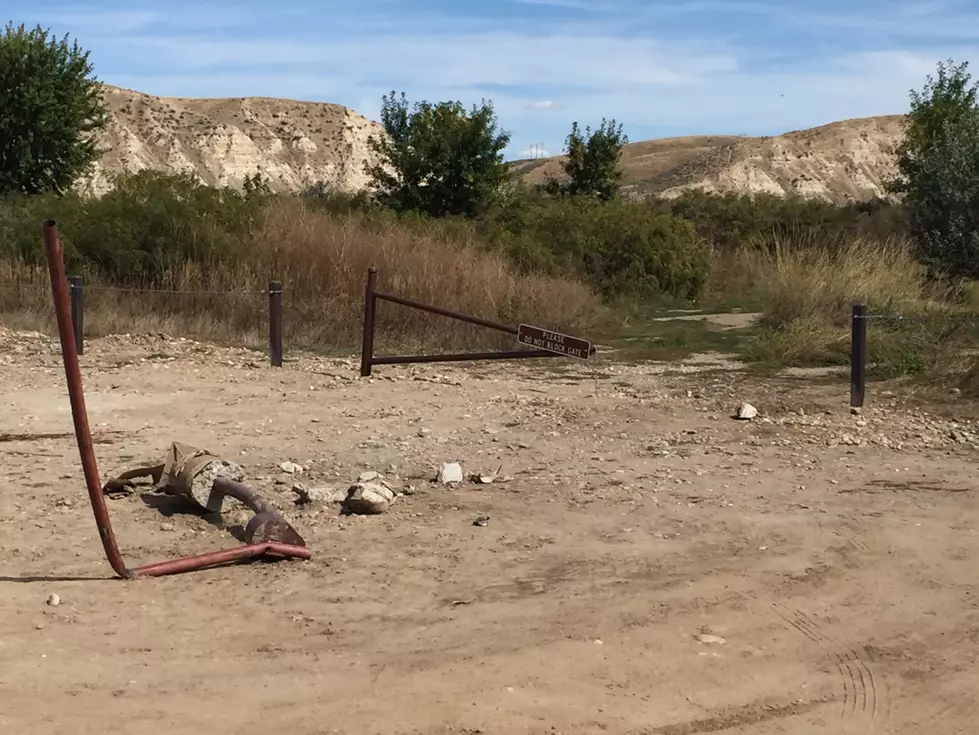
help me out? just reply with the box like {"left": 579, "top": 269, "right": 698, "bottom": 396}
{"left": 513, "top": 116, "right": 906, "bottom": 203}
{"left": 81, "top": 85, "right": 386, "bottom": 195}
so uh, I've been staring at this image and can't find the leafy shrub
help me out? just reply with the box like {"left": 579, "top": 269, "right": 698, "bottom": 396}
{"left": 0, "top": 171, "right": 258, "bottom": 283}
{"left": 482, "top": 196, "right": 709, "bottom": 300}
{"left": 656, "top": 190, "right": 907, "bottom": 251}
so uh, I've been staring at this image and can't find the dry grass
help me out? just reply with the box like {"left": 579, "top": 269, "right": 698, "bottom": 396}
{"left": 0, "top": 200, "right": 605, "bottom": 353}
{"left": 720, "top": 233, "right": 971, "bottom": 367}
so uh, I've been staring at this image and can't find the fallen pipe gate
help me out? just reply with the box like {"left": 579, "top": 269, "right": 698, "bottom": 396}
{"left": 360, "top": 267, "right": 596, "bottom": 376}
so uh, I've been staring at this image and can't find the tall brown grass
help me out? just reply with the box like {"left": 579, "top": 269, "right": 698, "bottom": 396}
{"left": 0, "top": 200, "right": 606, "bottom": 352}
{"left": 713, "top": 232, "right": 972, "bottom": 367}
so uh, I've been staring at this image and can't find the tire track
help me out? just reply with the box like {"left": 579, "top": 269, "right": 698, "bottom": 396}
{"left": 772, "top": 601, "right": 890, "bottom": 730}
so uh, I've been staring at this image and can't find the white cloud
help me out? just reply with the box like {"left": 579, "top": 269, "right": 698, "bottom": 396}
{"left": 36, "top": 0, "right": 979, "bottom": 156}
{"left": 507, "top": 0, "right": 613, "bottom": 9}
{"left": 15, "top": 9, "right": 159, "bottom": 34}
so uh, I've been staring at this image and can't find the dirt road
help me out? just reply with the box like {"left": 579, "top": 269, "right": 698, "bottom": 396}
{"left": 1, "top": 328, "right": 977, "bottom": 734}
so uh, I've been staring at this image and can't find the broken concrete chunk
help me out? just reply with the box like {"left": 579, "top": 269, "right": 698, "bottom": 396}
{"left": 437, "top": 462, "right": 464, "bottom": 485}
{"left": 342, "top": 482, "right": 396, "bottom": 515}
{"left": 735, "top": 403, "right": 758, "bottom": 420}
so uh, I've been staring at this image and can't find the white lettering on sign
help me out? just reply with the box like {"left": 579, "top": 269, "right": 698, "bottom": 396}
{"left": 517, "top": 324, "right": 591, "bottom": 360}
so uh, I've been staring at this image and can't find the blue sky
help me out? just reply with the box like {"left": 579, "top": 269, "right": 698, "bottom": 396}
{"left": 4, "top": 0, "right": 978, "bottom": 159}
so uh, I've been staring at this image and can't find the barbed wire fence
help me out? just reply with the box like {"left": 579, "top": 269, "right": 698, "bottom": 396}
{"left": 0, "top": 277, "right": 285, "bottom": 366}
{"left": 849, "top": 303, "right": 979, "bottom": 408}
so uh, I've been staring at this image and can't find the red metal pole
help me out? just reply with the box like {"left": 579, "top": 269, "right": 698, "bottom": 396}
{"left": 43, "top": 220, "right": 133, "bottom": 579}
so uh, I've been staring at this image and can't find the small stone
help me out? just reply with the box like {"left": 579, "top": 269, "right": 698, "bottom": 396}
{"left": 695, "top": 633, "right": 726, "bottom": 645}
{"left": 357, "top": 470, "right": 381, "bottom": 483}
{"left": 46, "top": 594, "right": 60, "bottom": 607}
{"left": 735, "top": 403, "right": 758, "bottom": 420}
{"left": 850, "top": 407, "right": 862, "bottom": 416}
{"left": 279, "top": 461, "right": 304, "bottom": 475}
{"left": 417, "top": 428, "right": 433, "bottom": 438}
{"left": 342, "top": 482, "right": 396, "bottom": 515}
{"left": 160, "top": 522, "right": 176, "bottom": 532}
{"left": 294, "top": 486, "right": 346, "bottom": 505}
{"left": 470, "top": 465, "right": 503, "bottom": 484}
{"left": 473, "top": 515, "right": 490, "bottom": 527}
{"left": 437, "top": 462, "right": 464, "bottom": 485}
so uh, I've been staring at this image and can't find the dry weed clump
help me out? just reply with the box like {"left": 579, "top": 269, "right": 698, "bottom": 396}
{"left": 731, "top": 233, "right": 965, "bottom": 367}
{"left": 0, "top": 200, "right": 604, "bottom": 352}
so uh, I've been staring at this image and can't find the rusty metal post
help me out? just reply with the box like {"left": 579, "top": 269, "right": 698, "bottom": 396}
{"left": 850, "top": 303, "right": 868, "bottom": 409}
{"left": 269, "top": 280, "right": 283, "bottom": 367}
{"left": 360, "top": 268, "right": 377, "bottom": 377}
{"left": 43, "top": 221, "right": 132, "bottom": 579}
{"left": 68, "top": 275, "right": 84, "bottom": 355}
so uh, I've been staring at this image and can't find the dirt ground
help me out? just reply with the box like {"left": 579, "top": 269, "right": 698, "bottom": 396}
{"left": 1, "top": 327, "right": 977, "bottom": 735}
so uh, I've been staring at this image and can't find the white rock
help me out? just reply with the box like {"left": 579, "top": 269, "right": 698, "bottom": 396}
{"left": 279, "top": 461, "right": 304, "bottom": 475}
{"left": 46, "top": 594, "right": 60, "bottom": 607}
{"left": 736, "top": 403, "right": 758, "bottom": 420}
{"left": 695, "top": 633, "right": 726, "bottom": 645}
{"left": 294, "top": 486, "right": 347, "bottom": 505}
{"left": 357, "top": 470, "right": 381, "bottom": 483}
{"left": 417, "top": 428, "right": 433, "bottom": 438}
{"left": 437, "top": 462, "right": 464, "bottom": 485}
{"left": 342, "top": 482, "right": 396, "bottom": 515}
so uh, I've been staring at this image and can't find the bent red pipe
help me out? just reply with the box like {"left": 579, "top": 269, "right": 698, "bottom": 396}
{"left": 42, "top": 220, "right": 310, "bottom": 579}
{"left": 43, "top": 220, "right": 133, "bottom": 578}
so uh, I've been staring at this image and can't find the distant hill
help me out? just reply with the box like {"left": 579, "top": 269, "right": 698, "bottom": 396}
{"left": 512, "top": 116, "right": 906, "bottom": 203}
{"left": 84, "top": 85, "right": 905, "bottom": 203}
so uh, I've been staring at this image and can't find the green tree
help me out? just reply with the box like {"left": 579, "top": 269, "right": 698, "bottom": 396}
{"left": 890, "top": 59, "right": 979, "bottom": 278}
{"left": 556, "top": 118, "right": 628, "bottom": 201}
{"left": 902, "top": 111, "right": 979, "bottom": 278}
{"left": 365, "top": 91, "right": 512, "bottom": 218}
{"left": 0, "top": 23, "right": 108, "bottom": 195}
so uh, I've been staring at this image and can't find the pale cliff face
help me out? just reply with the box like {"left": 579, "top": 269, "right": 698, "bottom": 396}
{"left": 82, "top": 85, "right": 904, "bottom": 204}
{"left": 514, "top": 116, "right": 906, "bottom": 204}
{"left": 78, "top": 85, "right": 386, "bottom": 196}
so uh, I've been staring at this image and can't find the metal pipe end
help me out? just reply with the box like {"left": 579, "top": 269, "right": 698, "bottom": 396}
{"left": 244, "top": 511, "right": 307, "bottom": 547}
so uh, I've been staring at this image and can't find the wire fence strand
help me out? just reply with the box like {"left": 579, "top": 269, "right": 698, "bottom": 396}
{"left": 0, "top": 281, "right": 269, "bottom": 296}
{"left": 857, "top": 313, "right": 979, "bottom": 323}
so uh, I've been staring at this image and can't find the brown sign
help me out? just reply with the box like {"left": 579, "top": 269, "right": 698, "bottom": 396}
{"left": 517, "top": 324, "right": 592, "bottom": 360}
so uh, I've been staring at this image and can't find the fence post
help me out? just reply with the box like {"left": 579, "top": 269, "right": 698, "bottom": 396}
{"left": 268, "top": 280, "right": 283, "bottom": 367}
{"left": 68, "top": 275, "right": 84, "bottom": 356}
{"left": 360, "top": 268, "right": 378, "bottom": 377}
{"left": 850, "top": 303, "right": 867, "bottom": 409}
